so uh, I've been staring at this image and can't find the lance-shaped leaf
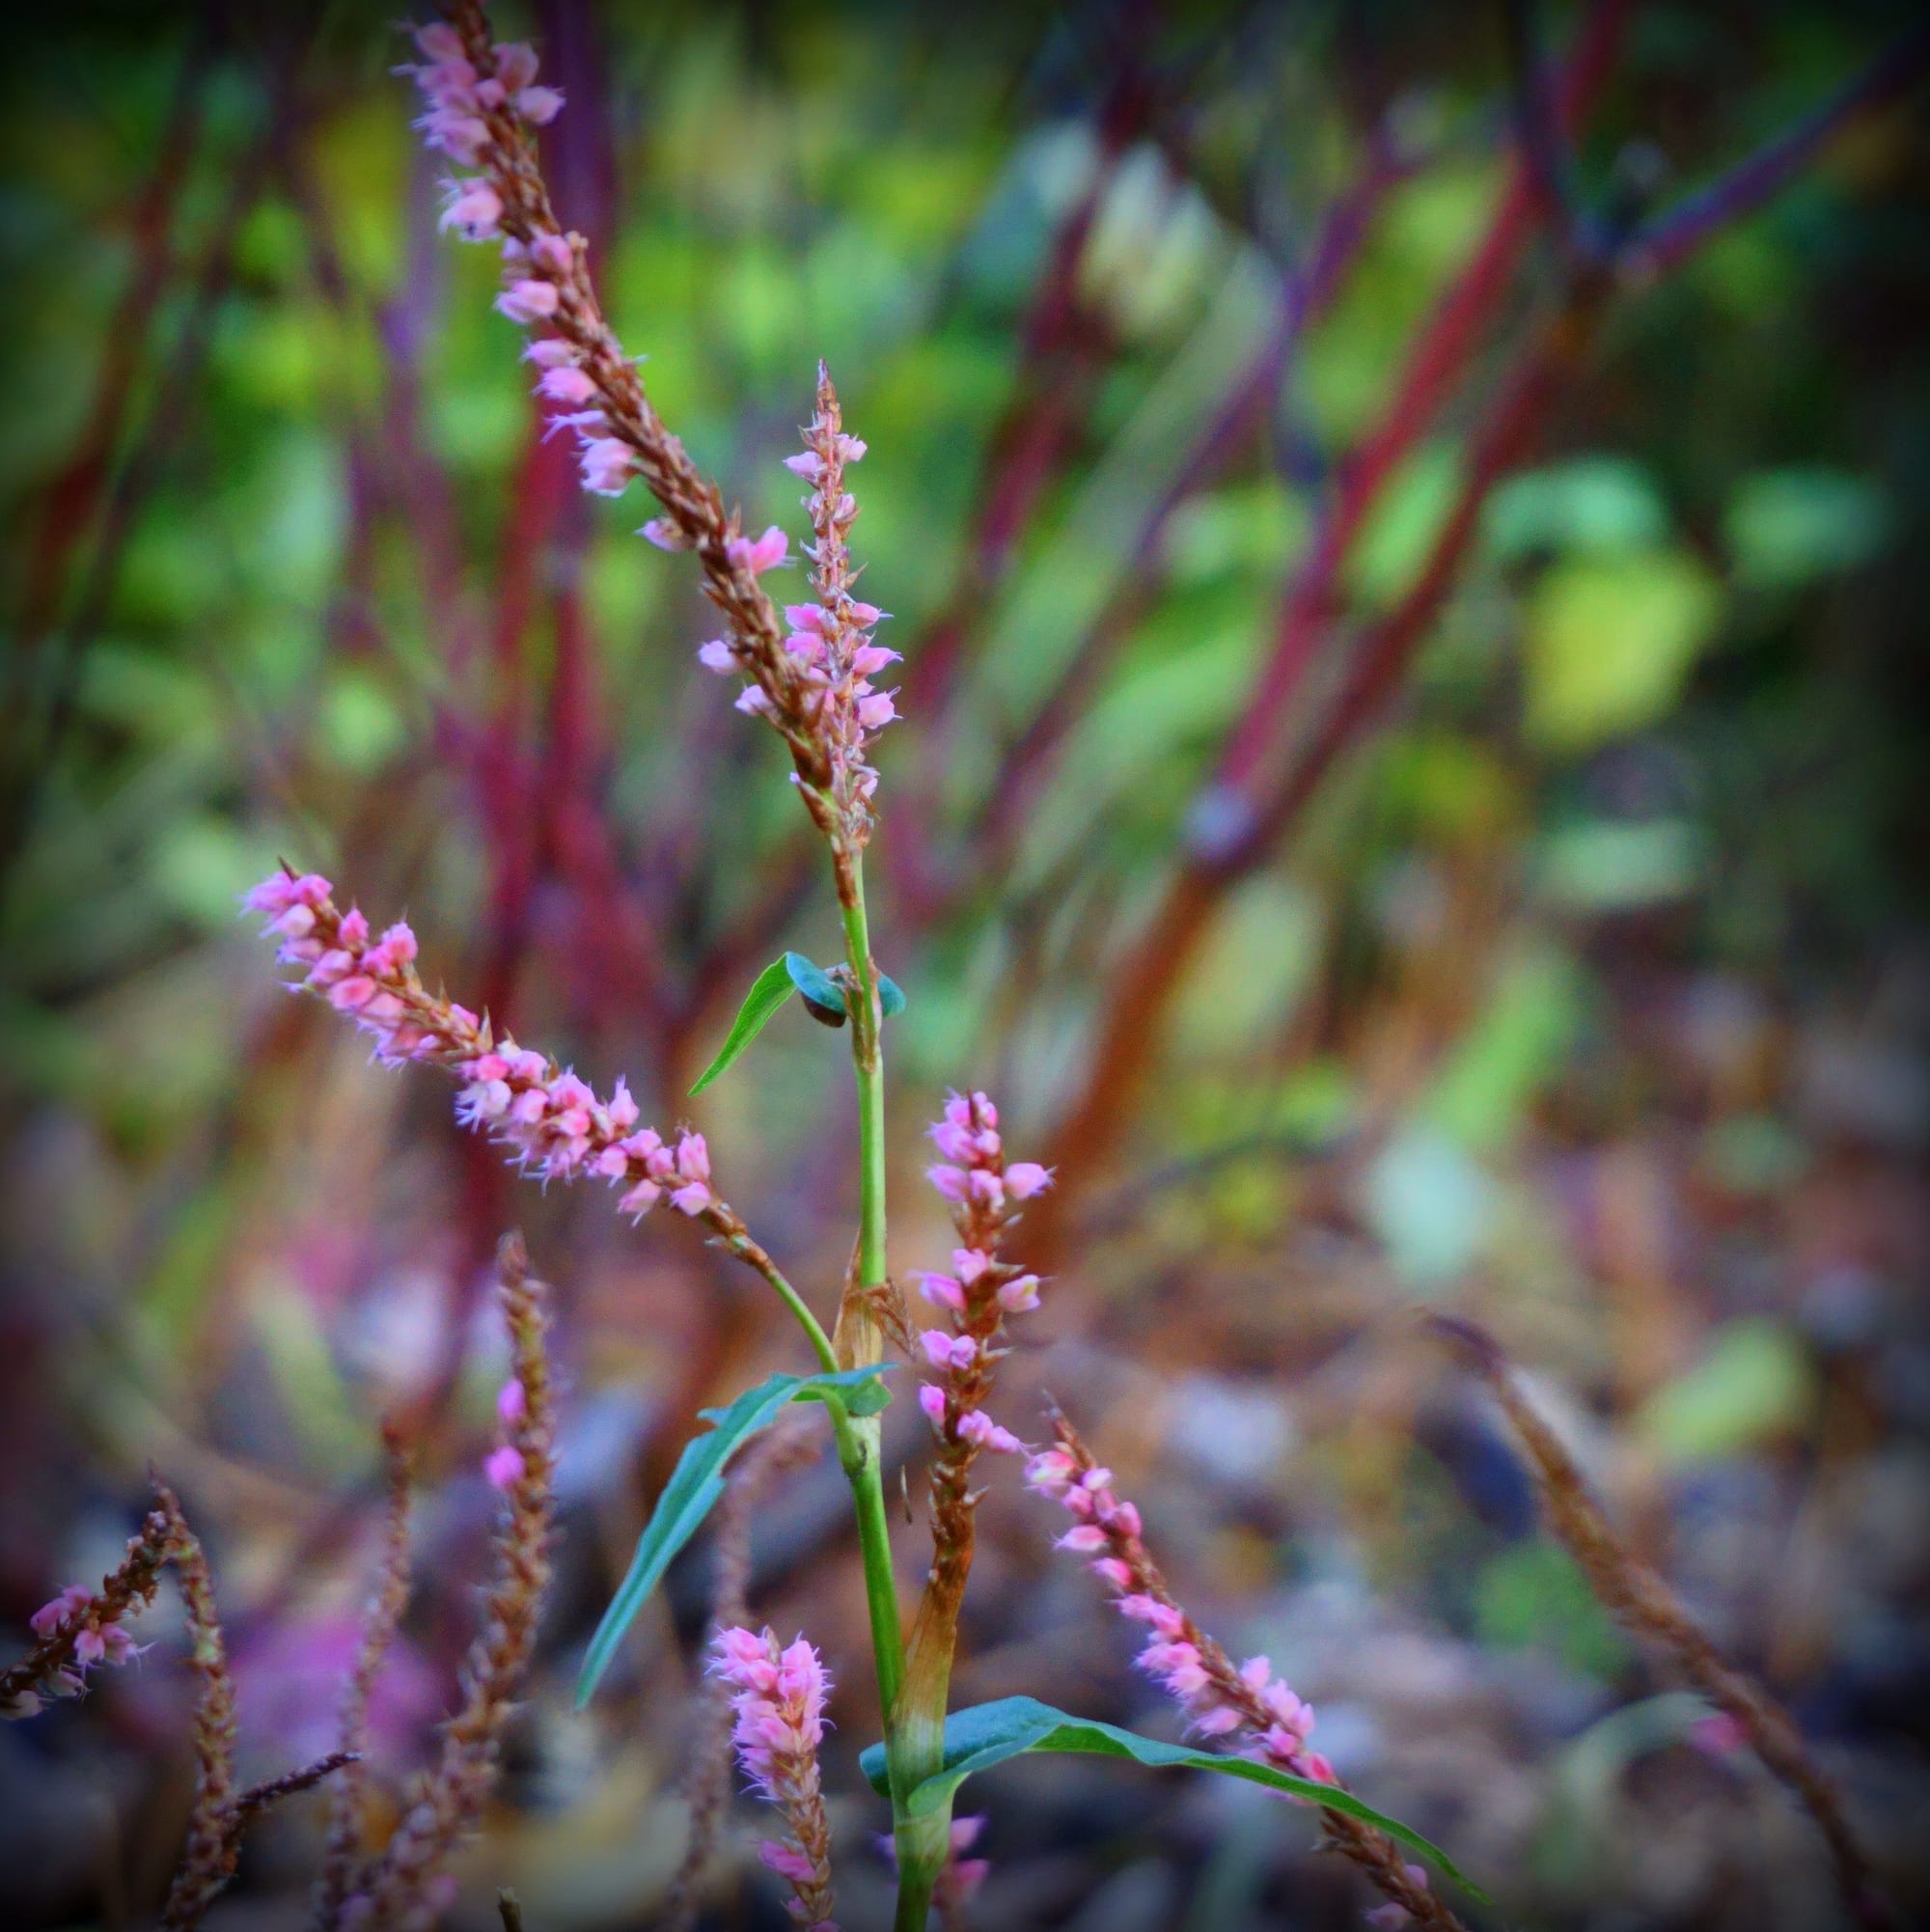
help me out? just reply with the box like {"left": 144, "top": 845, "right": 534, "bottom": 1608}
{"left": 858, "top": 1697, "right": 1480, "bottom": 1896}
{"left": 577, "top": 1365, "right": 892, "bottom": 1706}
{"left": 690, "top": 955, "right": 801, "bottom": 1095}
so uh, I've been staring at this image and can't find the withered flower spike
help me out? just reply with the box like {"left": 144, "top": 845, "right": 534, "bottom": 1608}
{"left": 156, "top": 1483, "right": 242, "bottom": 1932}
{"left": 1429, "top": 1313, "right": 1889, "bottom": 1927}
{"left": 228, "top": 1752, "right": 361, "bottom": 1838}
{"left": 312, "top": 1425, "right": 417, "bottom": 1931}
{"left": 344, "top": 1236, "right": 558, "bottom": 1932}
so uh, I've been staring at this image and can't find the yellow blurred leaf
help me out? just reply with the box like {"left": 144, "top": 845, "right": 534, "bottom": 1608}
{"left": 1524, "top": 550, "right": 1723, "bottom": 749}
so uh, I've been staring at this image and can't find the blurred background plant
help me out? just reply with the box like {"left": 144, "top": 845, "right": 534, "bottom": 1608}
{"left": 1, "top": 0, "right": 1926, "bottom": 1927}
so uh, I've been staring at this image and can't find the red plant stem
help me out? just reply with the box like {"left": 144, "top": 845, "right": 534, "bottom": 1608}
{"left": 1020, "top": 7, "right": 1640, "bottom": 1261}
{"left": 2, "top": 20, "right": 314, "bottom": 863}
{"left": 961, "top": 129, "right": 1415, "bottom": 892}
{"left": 10, "top": 17, "right": 212, "bottom": 653}
{"left": 1620, "top": 26, "right": 1930, "bottom": 284}
{"left": 1215, "top": 0, "right": 1631, "bottom": 804}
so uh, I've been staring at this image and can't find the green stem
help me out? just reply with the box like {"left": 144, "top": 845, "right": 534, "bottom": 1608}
{"left": 841, "top": 872, "right": 889, "bottom": 1295}
{"left": 832, "top": 1404, "right": 904, "bottom": 1719}
{"left": 836, "top": 856, "right": 950, "bottom": 1929}
{"left": 726, "top": 1236, "right": 840, "bottom": 1374}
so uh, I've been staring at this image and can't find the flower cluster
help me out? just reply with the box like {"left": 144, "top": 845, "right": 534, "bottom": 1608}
{"left": 701, "top": 368, "right": 899, "bottom": 860}
{"left": 1027, "top": 1416, "right": 1453, "bottom": 1929}
{"left": 484, "top": 1377, "right": 529, "bottom": 1491}
{"left": 403, "top": 6, "right": 842, "bottom": 808}
{"left": 1026, "top": 1419, "right": 1332, "bottom": 1778}
{"left": 243, "top": 869, "right": 719, "bottom": 1227}
{"left": 913, "top": 1090, "right": 1051, "bottom": 1462}
{"left": 6, "top": 1585, "right": 147, "bottom": 1715}
{"left": 710, "top": 1627, "right": 838, "bottom": 1931}
{"left": 3, "top": 1510, "right": 171, "bottom": 1721}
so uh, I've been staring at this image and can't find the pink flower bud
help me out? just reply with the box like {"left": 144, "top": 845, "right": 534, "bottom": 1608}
{"left": 438, "top": 179, "right": 503, "bottom": 239}
{"left": 516, "top": 85, "right": 565, "bottom": 125}
{"left": 996, "top": 1275, "right": 1041, "bottom": 1313}
{"left": 493, "top": 42, "right": 539, "bottom": 91}
{"left": 1004, "top": 1162, "right": 1053, "bottom": 1199}
{"left": 538, "top": 364, "right": 597, "bottom": 406}
{"left": 697, "top": 639, "right": 737, "bottom": 674}
{"left": 916, "top": 1273, "right": 966, "bottom": 1311}
{"left": 580, "top": 438, "right": 635, "bottom": 495}
{"left": 484, "top": 1445, "right": 525, "bottom": 1490}
{"left": 726, "top": 526, "right": 788, "bottom": 575}
{"left": 495, "top": 278, "right": 561, "bottom": 323}
{"left": 497, "top": 1378, "right": 527, "bottom": 1423}
{"left": 619, "top": 1178, "right": 661, "bottom": 1217}
{"left": 926, "top": 1165, "right": 969, "bottom": 1201}
{"left": 919, "top": 1384, "right": 949, "bottom": 1427}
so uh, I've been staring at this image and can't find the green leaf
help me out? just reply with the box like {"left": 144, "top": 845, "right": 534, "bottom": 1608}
{"left": 877, "top": 973, "right": 907, "bottom": 1018}
{"left": 689, "top": 955, "right": 799, "bottom": 1094}
{"left": 785, "top": 952, "right": 847, "bottom": 1025}
{"left": 1523, "top": 550, "right": 1722, "bottom": 751}
{"left": 857, "top": 1697, "right": 1481, "bottom": 1896}
{"left": 576, "top": 1366, "right": 892, "bottom": 1706}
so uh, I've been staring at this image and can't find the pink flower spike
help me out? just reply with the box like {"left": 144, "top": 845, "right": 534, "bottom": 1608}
{"left": 484, "top": 1445, "right": 525, "bottom": 1491}
{"left": 727, "top": 526, "right": 789, "bottom": 575}
{"left": 1004, "top": 1162, "right": 1054, "bottom": 1200}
